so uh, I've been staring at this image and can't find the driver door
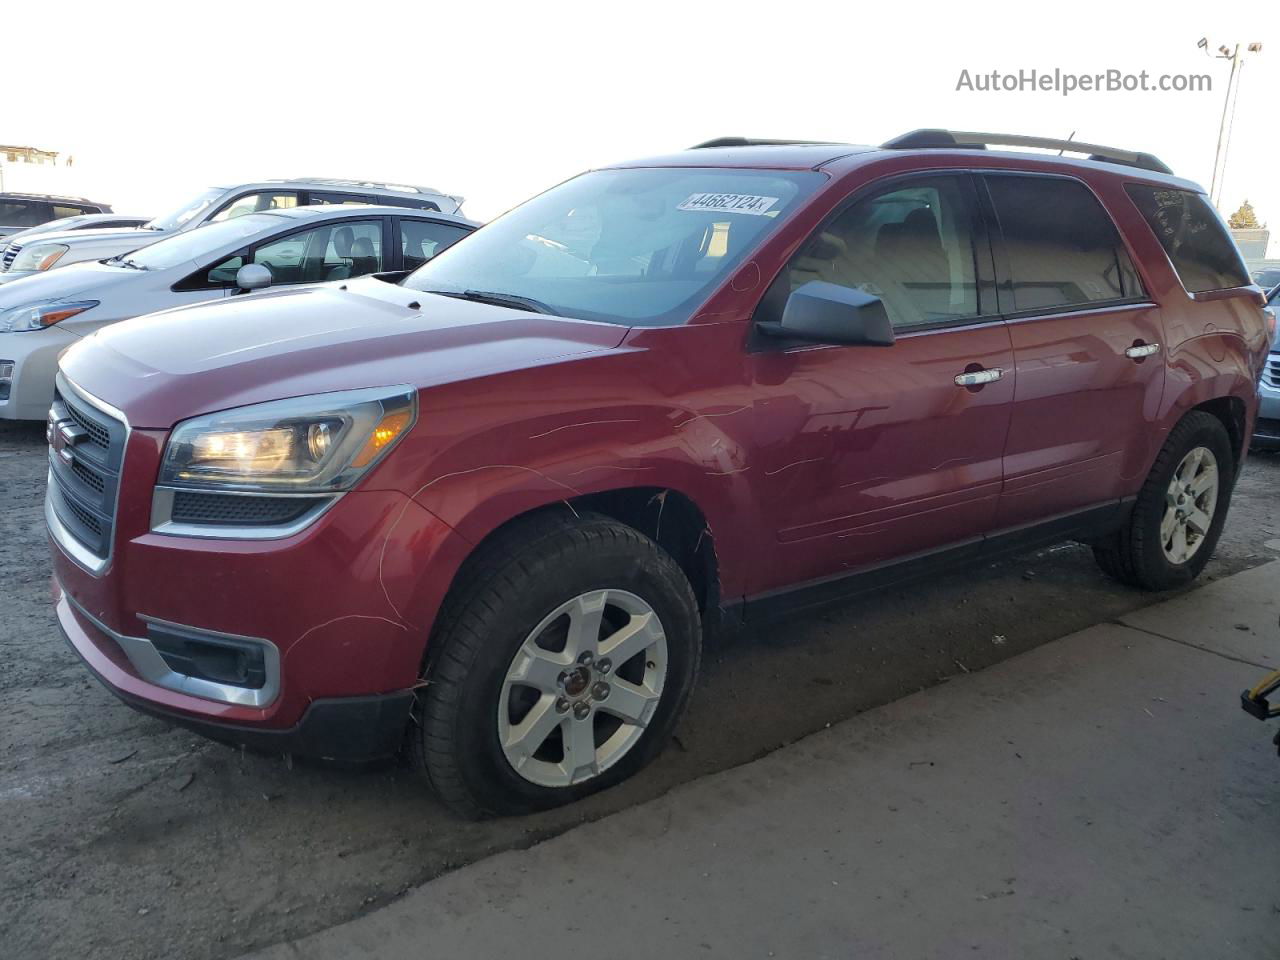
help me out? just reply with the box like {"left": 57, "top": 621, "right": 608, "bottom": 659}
{"left": 748, "top": 173, "right": 1015, "bottom": 597}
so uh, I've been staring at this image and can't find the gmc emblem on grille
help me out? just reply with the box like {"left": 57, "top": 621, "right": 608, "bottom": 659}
{"left": 51, "top": 418, "right": 88, "bottom": 466}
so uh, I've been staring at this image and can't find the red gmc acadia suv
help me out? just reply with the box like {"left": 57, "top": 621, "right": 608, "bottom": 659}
{"left": 48, "top": 131, "right": 1273, "bottom": 817}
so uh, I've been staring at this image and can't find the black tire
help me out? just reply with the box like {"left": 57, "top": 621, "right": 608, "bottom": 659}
{"left": 1093, "top": 411, "right": 1235, "bottom": 591}
{"left": 410, "top": 509, "right": 701, "bottom": 818}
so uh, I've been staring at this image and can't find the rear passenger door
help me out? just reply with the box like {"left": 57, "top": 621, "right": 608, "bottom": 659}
{"left": 981, "top": 173, "right": 1165, "bottom": 528}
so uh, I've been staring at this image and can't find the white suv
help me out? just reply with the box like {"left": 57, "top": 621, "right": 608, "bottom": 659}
{"left": 0, "top": 178, "right": 464, "bottom": 283}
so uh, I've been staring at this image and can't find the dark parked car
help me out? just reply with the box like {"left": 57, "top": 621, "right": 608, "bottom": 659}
{"left": 0, "top": 192, "right": 112, "bottom": 239}
{"left": 48, "top": 131, "right": 1271, "bottom": 817}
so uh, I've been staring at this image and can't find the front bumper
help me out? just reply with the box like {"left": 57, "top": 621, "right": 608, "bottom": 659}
{"left": 0, "top": 326, "right": 78, "bottom": 420}
{"left": 58, "top": 589, "right": 414, "bottom": 761}
{"left": 49, "top": 418, "right": 475, "bottom": 755}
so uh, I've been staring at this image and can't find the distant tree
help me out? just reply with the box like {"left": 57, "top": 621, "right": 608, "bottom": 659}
{"left": 1228, "top": 200, "right": 1264, "bottom": 229}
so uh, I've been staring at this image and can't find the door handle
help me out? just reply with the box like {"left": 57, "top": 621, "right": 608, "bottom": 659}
{"left": 1124, "top": 342, "right": 1161, "bottom": 359}
{"left": 954, "top": 367, "right": 1004, "bottom": 387}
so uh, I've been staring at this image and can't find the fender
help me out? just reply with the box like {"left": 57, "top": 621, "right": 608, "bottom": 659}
{"left": 373, "top": 324, "right": 764, "bottom": 628}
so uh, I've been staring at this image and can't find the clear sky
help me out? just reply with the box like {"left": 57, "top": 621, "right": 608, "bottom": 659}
{"left": 4, "top": 0, "right": 1276, "bottom": 251}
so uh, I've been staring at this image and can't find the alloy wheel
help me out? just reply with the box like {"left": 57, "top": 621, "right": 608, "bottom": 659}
{"left": 497, "top": 589, "right": 668, "bottom": 788}
{"left": 1160, "top": 445, "right": 1219, "bottom": 565}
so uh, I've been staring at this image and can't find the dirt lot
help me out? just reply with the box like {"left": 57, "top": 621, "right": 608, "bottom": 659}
{"left": 3, "top": 417, "right": 1278, "bottom": 960}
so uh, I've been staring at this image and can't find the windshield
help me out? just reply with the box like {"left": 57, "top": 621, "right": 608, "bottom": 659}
{"left": 116, "top": 214, "right": 276, "bottom": 271}
{"left": 403, "top": 168, "right": 823, "bottom": 326}
{"left": 146, "top": 188, "right": 225, "bottom": 231}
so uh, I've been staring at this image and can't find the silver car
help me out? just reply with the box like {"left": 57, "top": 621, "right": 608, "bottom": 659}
{"left": 0, "top": 203, "right": 476, "bottom": 419}
{"left": 0, "top": 213, "right": 151, "bottom": 259}
{"left": 0, "top": 178, "right": 465, "bottom": 283}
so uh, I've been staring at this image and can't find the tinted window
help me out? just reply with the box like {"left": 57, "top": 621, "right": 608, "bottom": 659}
{"left": 986, "top": 176, "right": 1141, "bottom": 311}
{"left": 0, "top": 200, "right": 49, "bottom": 227}
{"left": 53, "top": 205, "right": 90, "bottom": 219}
{"left": 210, "top": 192, "right": 299, "bottom": 223}
{"left": 786, "top": 175, "right": 982, "bottom": 329}
{"left": 403, "top": 168, "right": 821, "bottom": 326}
{"left": 400, "top": 220, "right": 471, "bottom": 270}
{"left": 1126, "top": 186, "right": 1250, "bottom": 293}
{"left": 309, "top": 192, "right": 376, "bottom": 206}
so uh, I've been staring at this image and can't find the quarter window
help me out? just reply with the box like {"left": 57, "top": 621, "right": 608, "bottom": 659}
{"left": 1125, "top": 185, "right": 1250, "bottom": 293}
{"left": 787, "top": 175, "right": 982, "bottom": 329}
{"left": 986, "top": 176, "right": 1142, "bottom": 312}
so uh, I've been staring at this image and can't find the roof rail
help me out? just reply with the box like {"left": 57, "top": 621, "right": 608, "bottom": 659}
{"left": 285, "top": 177, "right": 446, "bottom": 195}
{"left": 881, "top": 129, "right": 1173, "bottom": 175}
{"left": 691, "top": 137, "right": 841, "bottom": 149}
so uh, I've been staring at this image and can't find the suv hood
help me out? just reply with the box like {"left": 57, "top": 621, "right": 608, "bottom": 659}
{"left": 60, "top": 275, "right": 630, "bottom": 428}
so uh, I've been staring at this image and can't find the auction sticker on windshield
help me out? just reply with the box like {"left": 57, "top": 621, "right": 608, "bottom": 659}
{"left": 677, "top": 193, "right": 780, "bottom": 215}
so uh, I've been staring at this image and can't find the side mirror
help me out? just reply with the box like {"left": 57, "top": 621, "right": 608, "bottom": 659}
{"left": 235, "top": 263, "right": 273, "bottom": 292}
{"left": 757, "top": 280, "right": 895, "bottom": 347}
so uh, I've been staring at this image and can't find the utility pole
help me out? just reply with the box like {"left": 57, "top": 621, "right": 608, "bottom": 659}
{"left": 1203, "top": 39, "right": 1263, "bottom": 207}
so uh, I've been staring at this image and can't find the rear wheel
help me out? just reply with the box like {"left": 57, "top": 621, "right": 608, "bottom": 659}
{"left": 410, "top": 511, "right": 701, "bottom": 818}
{"left": 1093, "top": 411, "right": 1234, "bottom": 590}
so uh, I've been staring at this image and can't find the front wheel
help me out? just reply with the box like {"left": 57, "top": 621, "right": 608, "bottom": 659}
{"left": 410, "top": 511, "right": 701, "bottom": 818}
{"left": 1093, "top": 411, "right": 1235, "bottom": 591}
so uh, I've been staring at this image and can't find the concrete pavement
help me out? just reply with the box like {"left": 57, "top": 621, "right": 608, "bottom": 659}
{"left": 246, "top": 563, "right": 1280, "bottom": 960}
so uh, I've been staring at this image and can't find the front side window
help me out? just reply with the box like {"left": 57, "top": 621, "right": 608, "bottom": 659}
{"left": 203, "top": 219, "right": 384, "bottom": 286}
{"left": 786, "top": 175, "right": 982, "bottom": 329}
{"left": 0, "top": 200, "right": 48, "bottom": 227}
{"left": 986, "top": 176, "right": 1142, "bottom": 312}
{"left": 400, "top": 220, "right": 471, "bottom": 270}
{"left": 403, "top": 168, "right": 823, "bottom": 325}
{"left": 1125, "top": 185, "right": 1250, "bottom": 293}
{"left": 210, "top": 192, "right": 299, "bottom": 223}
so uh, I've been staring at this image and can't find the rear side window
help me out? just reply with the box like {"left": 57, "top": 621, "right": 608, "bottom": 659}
{"left": 1125, "top": 186, "right": 1250, "bottom": 293}
{"left": 400, "top": 219, "right": 471, "bottom": 270}
{"left": 53, "top": 205, "right": 90, "bottom": 219}
{"left": 986, "top": 176, "right": 1143, "bottom": 312}
{"left": 0, "top": 200, "right": 49, "bottom": 227}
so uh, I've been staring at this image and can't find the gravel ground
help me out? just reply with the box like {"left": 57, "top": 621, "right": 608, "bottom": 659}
{"left": 3, "top": 416, "right": 1278, "bottom": 960}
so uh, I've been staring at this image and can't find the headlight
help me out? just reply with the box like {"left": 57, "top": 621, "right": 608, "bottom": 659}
{"left": 158, "top": 386, "right": 417, "bottom": 492}
{"left": 11, "top": 243, "right": 70, "bottom": 272}
{"left": 0, "top": 300, "right": 98, "bottom": 333}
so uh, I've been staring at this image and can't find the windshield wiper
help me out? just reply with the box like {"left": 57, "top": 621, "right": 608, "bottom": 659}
{"left": 427, "top": 289, "right": 558, "bottom": 316}
{"left": 107, "top": 256, "right": 147, "bottom": 270}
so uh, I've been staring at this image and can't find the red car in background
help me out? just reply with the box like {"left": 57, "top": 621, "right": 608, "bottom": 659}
{"left": 48, "top": 131, "right": 1272, "bottom": 817}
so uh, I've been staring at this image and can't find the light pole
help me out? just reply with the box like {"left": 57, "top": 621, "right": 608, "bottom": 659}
{"left": 1201, "top": 39, "right": 1263, "bottom": 207}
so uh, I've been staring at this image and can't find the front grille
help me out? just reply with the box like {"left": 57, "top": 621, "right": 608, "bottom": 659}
{"left": 170, "top": 491, "right": 321, "bottom": 526}
{"left": 1266, "top": 355, "right": 1280, "bottom": 389}
{"left": 1, "top": 243, "right": 19, "bottom": 270}
{"left": 71, "top": 458, "right": 106, "bottom": 493}
{"left": 64, "top": 398, "right": 111, "bottom": 448}
{"left": 48, "top": 375, "right": 126, "bottom": 564}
